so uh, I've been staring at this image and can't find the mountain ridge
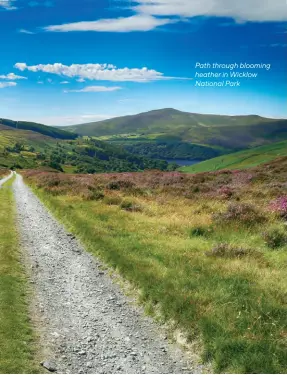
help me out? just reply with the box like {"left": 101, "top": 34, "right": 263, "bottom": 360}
{"left": 59, "top": 108, "right": 287, "bottom": 160}
{"left": 60, "top": 108, "right": 280, "bottom": 128}
{"left": 61, "top": 108, "right": 282, "bottom": 130}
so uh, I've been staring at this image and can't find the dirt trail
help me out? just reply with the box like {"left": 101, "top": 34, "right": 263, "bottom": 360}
{"left": 12, "top": 173, "right": 201, "bottom": 374}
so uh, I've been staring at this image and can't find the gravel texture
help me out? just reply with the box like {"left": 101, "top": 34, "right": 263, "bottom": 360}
{"left": 12, "top": 174, "right": 201, "bottom": 374}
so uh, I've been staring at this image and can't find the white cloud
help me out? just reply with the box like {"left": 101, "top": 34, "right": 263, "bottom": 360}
{"left": 15, "top": 62, "right": 186, "bottom": 82}
{"left": 43, "top": 14, "right": 173, "bottom": 32}
{"left": 37, "top": 81, "right": 44, "bottom": 84}
{"left": 47, "top": 78, "right": 53, "bottom": 83}
{"left": 0, "top": 82, "right": 17, "bottom": 88}
{"left": 0, "top": 0, "right": 17, "bottom": 10}
{"left": 18, "top": 29, "right": 35, "bottom": 34}
{"left": 76, "top": 78, "right": 85, "bottom": 82}
{"left": 134, "top": 0, "right": 287, "bottom": 22}
{"left": 64, "top": 86, "right": 122, "bottom": 93}
{"left": 60, "top": 81, "right": 69, "bottom": 84}
{"left": 0, "top": 73, "right": 27, "bottom": 80}
{"left": 38, "top": 0, "right": 287, "bottom": 36}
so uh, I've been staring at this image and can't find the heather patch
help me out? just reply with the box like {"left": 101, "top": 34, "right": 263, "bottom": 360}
{"left": 213, "top": 203, "right": 266, "bottom": 226}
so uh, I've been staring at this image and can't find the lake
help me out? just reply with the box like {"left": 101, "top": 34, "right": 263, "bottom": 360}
{"left": 165, "top": 159, "right": 202, "bottom": 167}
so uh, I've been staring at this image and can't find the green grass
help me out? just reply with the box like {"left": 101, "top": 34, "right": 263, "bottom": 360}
{"left": 0, "top": 177, "right": 40, "bottom": 373}
{"left": 181, "top": 140, "right": 287, "bottom": 173}
{"left": 0, "top": 126, "right": 57, "bottom": 150}
{"left": 25, "top": 170, "right": 287, "bottom": 374}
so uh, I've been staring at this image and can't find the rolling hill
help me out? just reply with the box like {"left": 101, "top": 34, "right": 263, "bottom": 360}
{"left": 60, "top": 109, "right": 287, "bottom": 160}
{"left": 180, "top": 140, "right": 287, "bottom": 173}
{"left": 0, "top": 118, "right": 77, "bottom": 140}
{"left": 0, "top": 122, "right": 173, "bottom": 173}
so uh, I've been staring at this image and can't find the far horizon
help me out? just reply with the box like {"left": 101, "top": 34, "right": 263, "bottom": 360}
{"left": 0, "top": 0, "right": 286, "bottom": 126}
{"left": 4, "top": 107, "right": 287, "bottom": 128}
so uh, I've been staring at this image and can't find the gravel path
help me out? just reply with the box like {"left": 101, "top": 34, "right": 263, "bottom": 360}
{"left": 0, "top": 170, "right": 13, "bottom": 187}
{"left": 13, "top": 174, "right": 201, "bottom": 374}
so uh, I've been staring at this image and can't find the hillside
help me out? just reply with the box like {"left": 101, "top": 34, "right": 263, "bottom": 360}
{"left": 61, "top": 109, "right": 287, "bottom": 160}
{"left": 181, "top": 140, "right": 287, "bottom": 173}
{"left": 0, "top": 124, "right": 173, "bottom": 173}
{"left": 0, "top": 118, "right": 77, "bottom": 140}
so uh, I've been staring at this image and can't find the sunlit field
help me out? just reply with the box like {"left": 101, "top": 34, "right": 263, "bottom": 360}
{"left": 23, "top": 157, "right": 287, "bottom": 373}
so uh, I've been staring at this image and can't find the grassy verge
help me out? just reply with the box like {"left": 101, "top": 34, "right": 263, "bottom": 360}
{"left": 0, "top": 177, "right": 40, "bottom": 373}
{"left": 23, "top": 163, "right": 287, "bottom": 374}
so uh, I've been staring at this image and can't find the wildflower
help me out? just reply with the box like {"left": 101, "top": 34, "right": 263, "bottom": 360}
{"left": 269, "top": 196, "right": 287, "bottom": 219}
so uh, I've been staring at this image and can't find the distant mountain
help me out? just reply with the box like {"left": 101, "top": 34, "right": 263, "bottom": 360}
{"left": 181, "top": 140, "right": 287, "bottom": 173}
{"left": 60, "top": 109, "right": 287, "bottom": 161}
{"left": 0, "top": 118, "right": 77, "bottom": 140}
{"left": 61, "top": 108, "right": 287, "bottom": 150}
{"left": 0, "top": 123, "right": 173, "bottom": 173}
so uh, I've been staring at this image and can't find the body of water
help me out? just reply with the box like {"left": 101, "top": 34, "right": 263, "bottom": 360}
{"left": 165, "top": 159, "right": 202, "bottom": 167}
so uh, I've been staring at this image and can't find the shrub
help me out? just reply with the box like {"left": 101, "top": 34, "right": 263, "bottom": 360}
{"left": 43, "top": 177, "right": 60, "bottom": 188}
{"left": 213, "top": 203, "right": 266, "bottom": 226}
{"left": 80, "top": 189, "right": 104, "bottom": 201}
{"left": 91, "top": 190, "right": 105, "bottom": 200}
{"left": 262, "top": 228, "right": 287, "bottom": 249}
{"left": 120, "top": 200, "right": 143, "bottom": 212}
{"left": 48, "top": 161, "right": 63, "bottom": 172}
{"left": 126, "top": 187, "right": 147, "bottom": 197}
{"left": 205, "top": 243, "right": 251, "bottom": 258}
{"left": 217, "top": 186, "right": 233, "bottom": 199}
{"left": 106, "top": 180, "right": 135, "bottom": 190}
{"left": 189, "top": 226, "right": 213, "bottom": 238}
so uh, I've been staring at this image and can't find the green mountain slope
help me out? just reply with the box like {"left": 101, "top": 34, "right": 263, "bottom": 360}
{"left": 62, "top": 108, "right": 287, "bottom": 149}
{"left": 0, "top": 118, "right": 77, "bottom": 140}
{"left": 60, "top": 108, "right": 287, "bottom": 161}
{"left": 0, "top": 124, "right": 173, "bottom": 173}
{"left": 181, "top": 140, "right": 287, "bottom": 173}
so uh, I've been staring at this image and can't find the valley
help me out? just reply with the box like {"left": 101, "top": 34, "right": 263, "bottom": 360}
{"left": 0, "top": 121, "right": 174, "bottom": 173}
{"left": 2, "top": 109, "right": 287, "bottom": 174}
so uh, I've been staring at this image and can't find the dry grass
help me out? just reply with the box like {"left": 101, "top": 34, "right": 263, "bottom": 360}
{"left": 22, "top": 157, "right": 287, "bottom": 374}
{"left": 0, "top": 168, "right": 9, "bottom": 179}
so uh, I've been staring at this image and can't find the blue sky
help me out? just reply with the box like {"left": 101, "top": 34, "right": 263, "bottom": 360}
{"left": 0, "top": 0, "right": 287, "bottom": 125}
